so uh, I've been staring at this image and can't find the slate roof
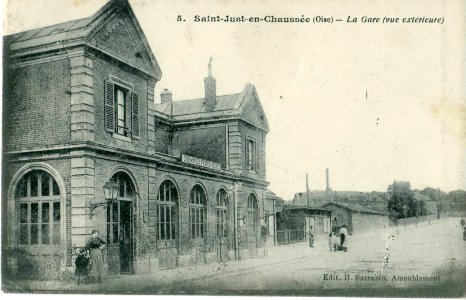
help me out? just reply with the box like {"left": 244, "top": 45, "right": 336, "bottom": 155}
{"left": 154, "top": 83, "right": 270, "bottom": 131}
{"left": 155, "top": 93, "right": 242, "bottom": 116}
{"left": 6, "top": 17, "right": 92, "bottom": 46}
{"left": 282, "top": 205, "right": 332, "bottom": 213}
{"left": 5, "top": 0, "right": 161, "bottom": 79}
{"left": 265, "top": 189, "right": 282, "bottom": 200}
{"left": 292, "top": 191, "right": 330, "bottom": 207}
{"left": 321, "top": 201, "right": 389, "bottom": 215}
{"left": 290, "top": 190, "right": 390, "bottom": 215}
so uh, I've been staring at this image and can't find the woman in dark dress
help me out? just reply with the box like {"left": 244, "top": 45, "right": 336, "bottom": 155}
{"left": 86, "top": 229, "right": 106, "bottom": 284}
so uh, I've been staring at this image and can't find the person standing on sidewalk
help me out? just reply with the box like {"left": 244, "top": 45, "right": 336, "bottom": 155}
{"left": 328, "top": 231, "right": 338, "bottom": 251}
{"left": 308, "top": 225, "right": 314, "bottom": 248}
{"left": 339, "top": 225, "right": 348, "bottom": 252}
{"left": 86, "top": 229, "right": 107, "bottom": 284}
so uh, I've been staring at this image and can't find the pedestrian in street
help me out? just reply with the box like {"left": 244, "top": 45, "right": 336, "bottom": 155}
{"left": 75, "top": 248, "right": 89, "bottom": 285}
{"left": 328, "top": 231, "right": 337, "bottom": 251}
{"left": 339, "top": 225, "right": 348, "bottom": 252}
{"left": 86, "top": 229, "right": 106, "bottom": 284}
{"left": 463, "top": 227, "right": 466, "bottom": 241}
{"left": 308, "top": 226, "right": 314, "bottom": 248}
{"left": 460, "top": 218, "right": 465, "bottom": 228}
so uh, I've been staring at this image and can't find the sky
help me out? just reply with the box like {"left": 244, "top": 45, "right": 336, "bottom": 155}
{"left": 4, "top": 0, "right": 466, "bottom": 200}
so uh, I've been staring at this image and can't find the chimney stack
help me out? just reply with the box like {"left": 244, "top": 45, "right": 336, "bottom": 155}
{"left": 204, "top": 57, "right": 217, "bottom": 112}
{"left": 160, "top": 88, "right": 172, "bottom": 104}
{"left": 326, "top": 168, "right": 331, "bottom": 192}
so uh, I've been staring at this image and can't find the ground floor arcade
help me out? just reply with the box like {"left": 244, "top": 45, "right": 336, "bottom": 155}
{"left": 3, "top": 149, "right": 267, "bottom": 279}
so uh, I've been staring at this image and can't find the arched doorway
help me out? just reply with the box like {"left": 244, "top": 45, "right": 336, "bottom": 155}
{"left": 215, "top": 188, "right": 229, "bottom": 261}
{"left": 246, "top": 193, "right": 258, "bottom": 257}
{"left": 189, "top": 184, "right": 207, "bottom": 264}
{"left": 106, "top": 172, "right": 136, "bottom": 275}
{"left": 156, "top": 179, "right": 179, "bottom": 269}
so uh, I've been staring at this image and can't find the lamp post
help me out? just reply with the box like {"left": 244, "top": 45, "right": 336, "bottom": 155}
{"left": 228, "top": 182, "right": 242, "bottom": 260}
{"left": 89, "top": 180, "right": 120, "bottom": 218}
{"left": 403, "top": 205, "right": 407, "bottom": 228}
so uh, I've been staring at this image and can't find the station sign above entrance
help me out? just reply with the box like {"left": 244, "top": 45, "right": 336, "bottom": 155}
{"left": 181, "top": 154, "right": 222, "bottom": 171}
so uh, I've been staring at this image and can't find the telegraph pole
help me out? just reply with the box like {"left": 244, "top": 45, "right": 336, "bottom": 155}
{"left": 306, "top": 173, "right": 310, "bottom": 207}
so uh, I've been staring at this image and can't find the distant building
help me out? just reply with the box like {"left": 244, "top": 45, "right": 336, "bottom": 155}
{"left": 321, "top": 202, "right": 390, "bottom": 234}
{"left": 289, "top": 170, "right": 391, "bottom": 234}
{"left": 387, "top": 180, "right": 411, "bottom": 195}
{"left": 263, "top": 190, "right": 284, "bottom": 245}
{"left": 291, "top": 191, "right": 390, "bottom": 215}
{"left": 276, "top": 205, "right": 331, "bottom": 244}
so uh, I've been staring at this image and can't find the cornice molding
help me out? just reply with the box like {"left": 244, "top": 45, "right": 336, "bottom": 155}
{"left": 4, "top": 142, "right": 269, "bottom": 188}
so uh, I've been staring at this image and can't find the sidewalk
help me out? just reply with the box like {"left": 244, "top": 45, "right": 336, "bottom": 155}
{"left": 3, "top": 240, "right": 324, "bottom": 293}
{"left": 3, "top": 221, "right": 443, "bottom": 293}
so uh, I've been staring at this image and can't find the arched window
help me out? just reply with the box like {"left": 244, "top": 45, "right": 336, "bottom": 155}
{"left": 215, "top": 189, "right": 229, "bottom": 237}
{"left": 190, "top": 185, "right": 206, "bottom": 239}
{"left": 15, "top": 170, "right": 61, "bottom": 246}
{"left": 247, "top": 193, "right": 258, "bottom": 239}
{"left": 157, "top": 180, "right": 178, "bottom": 240}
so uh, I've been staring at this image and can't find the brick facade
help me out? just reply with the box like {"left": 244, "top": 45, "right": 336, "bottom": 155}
{"left": 3, "top": 0, "right": 269, "bottom": 279}
{"left": 4, "top": 58, "right": 71, "bottom": 150}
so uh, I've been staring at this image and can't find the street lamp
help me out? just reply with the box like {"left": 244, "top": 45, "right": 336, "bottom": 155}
{"left": 89, "top": 180, "right": 120, "bottom": 218}
{"left": 103, "top": 180, "right": 120, "bottom": 201}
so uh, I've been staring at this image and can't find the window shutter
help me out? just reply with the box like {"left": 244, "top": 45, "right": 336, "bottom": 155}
{"left": 132, "top": 92, "right": 140, "bottom": 139}
{"left": 255, "top": 141, "right": 259, "bottom": 171}
{"left": 105, "top": 81, "right": 114, "bottom": 132}
{"left": 245, "top": 138, "right": 249, "bottom": 169}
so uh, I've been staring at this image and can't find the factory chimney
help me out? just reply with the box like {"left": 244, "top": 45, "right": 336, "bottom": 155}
{"left": 326, "top": 168, "right": 331, "bottom": 192}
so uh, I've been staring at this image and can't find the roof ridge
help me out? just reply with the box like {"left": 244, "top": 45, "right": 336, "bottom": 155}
{"left": 170, "top": 92, "right": 242, "bottom": 104}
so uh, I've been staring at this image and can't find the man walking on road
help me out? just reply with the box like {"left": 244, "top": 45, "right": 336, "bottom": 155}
{"left": 308, "top": 226, "right": 314, "bottom": 248}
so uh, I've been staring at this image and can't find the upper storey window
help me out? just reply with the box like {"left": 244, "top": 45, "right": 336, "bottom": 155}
{"left": 115, "top": 86, "right": 129, "bottom": 136}
{"left": 246, "top": 138, "right": 257, "bottom": 171}
{"left": 105, "top": 76, "right": 140, "bottom": 140}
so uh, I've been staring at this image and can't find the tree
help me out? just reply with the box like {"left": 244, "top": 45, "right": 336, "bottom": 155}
{"left": 420, "top": 187, "right": 446, "bottom": 219}
{"left": 277, "top": 210, "right": 306, "bottom": 230}
{"left": 387, "top": 182, "right": 415, "bottom": 219}
{"left": 436, "top": 201, "right": 442, "bottom": 219}
{"left": 418, "top": 200, "right": 426, "bottom": 216}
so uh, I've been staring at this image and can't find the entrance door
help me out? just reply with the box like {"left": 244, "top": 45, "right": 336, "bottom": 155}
{"left": 155, "top": 180, "right": 179, "bottom": 269}
{"left": 189, "top": 185, "right": 207, "bottom": 265}
{"left": 309, "top": 217, "right": 315, "bottom": 231}
{"left": 106, "top": 173, "right": 134, "bottom": 275}
{"left": 119, "top": 200, "right": 133, "bottom": 274}
{"left": 246, "top": 194, "right": 258, "bottom": 258}
{"left": 215, "top": 189, "right": 229, "bottom": 262}
{"left": 107, "top": 200, "right": 134, "bottom": 275}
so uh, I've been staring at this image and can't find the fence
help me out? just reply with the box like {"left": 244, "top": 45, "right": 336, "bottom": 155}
{"left": 393, "top": 214, "right": 437, "bottom": 226}
{"left": 276, "top": 229, "right": 305, "bottom": 245}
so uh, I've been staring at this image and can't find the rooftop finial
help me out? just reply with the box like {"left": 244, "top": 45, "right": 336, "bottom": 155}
{"left": 208, "top": 57, "right": 213, "bottom": 77}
